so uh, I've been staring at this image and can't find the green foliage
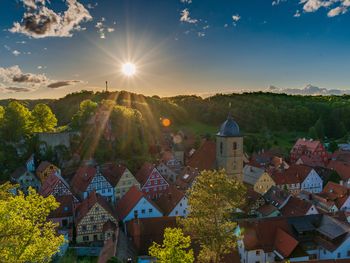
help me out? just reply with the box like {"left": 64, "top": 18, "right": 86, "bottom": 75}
{"left": 326, "top": 171, "right": 342, "bottom": 185}
{"left": 0, "top": 186, "right": 65, "bottom": 263}
{"left": 1, "top": 101, "right": 31, "bottom": 141}
{"left": 0, "top": 105, "right": 4, "bottom": 121}
{"left": 149, "top": 228, "right": 194, "bottom": 263}
{"left": 30, "top": 103, "right": 58, "bottom": 132}
{"left": 71, "top": 99, "right": 98, "bottom": 129}
{"left": 181, "top": 170, "right": 246, "bottom": 263}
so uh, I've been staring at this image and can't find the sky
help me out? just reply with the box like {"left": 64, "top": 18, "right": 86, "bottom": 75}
{"left": 1, "top": 0, "right": 350, "bottom": 99}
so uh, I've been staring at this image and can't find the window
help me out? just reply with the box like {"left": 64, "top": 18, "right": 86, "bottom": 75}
{"left": 233, "top": 142, "right": 237, "bottom": 150}
{"left": 149, "top": 208, "right": 153, "bottom": 213}
{"left": 82, "top": 225, "right": 87, "bottom": 231}
{"left": 141, "top": 209, "right": 145, "bottom": 214}
{"left": 90, "top": 216, "right": 94, "bottom": 221}
{"left": 134, "top": 210, "right": 138, "bottom": 218}
{"left": 83, "top": 236, "right": 89, "bottom": 241}
{"left": 102, "top": 215, "right": 106, "bottom": 220}
{"left": 102, "top": 189, "right": 105, "bottom": 194}
{"left": 337, "top": 253, "right": 341, "bottom": 258}
{"left": 175, "top": 211, "right": 178, "bottom": 215}
{"left": 220, "top": 142, "right": 223, "bottom": 155}
{"left": 93, "top": 225, "right": 97, "bottom": 231}
{"left": 180, "top": 203, "right": 183, "bottom": 207}
{"left": 256, "top": 251, "right": 260, "bottom": 255}
{"left": 347, "top": 251, "right": 350, "bottom": 257}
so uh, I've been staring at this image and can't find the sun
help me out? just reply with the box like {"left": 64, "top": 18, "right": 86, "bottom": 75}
{"left": 121, "top": 62, "right": 136, "bottom": 77}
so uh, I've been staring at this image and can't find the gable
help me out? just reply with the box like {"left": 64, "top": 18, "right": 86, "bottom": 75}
{"left": 77, "top": 203, "right": 114, "bottom": 227}
{"left": 257, "top": 173, "right": 274, "bottom": 185}
{"left": 87, "top": 173, "right": 112, "bottom": 191}
{"left": 142, "top": 168, "right": 169, "bottom": 189}
{"left": 116, "top": 169, "right": 139, "bottom": 188}
{"left": 303, "top": 170, "right": 322, "bottom": 185}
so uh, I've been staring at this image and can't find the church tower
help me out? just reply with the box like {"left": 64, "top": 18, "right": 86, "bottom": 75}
{"left": 216, "top": 114, "right": 243, "bottom": 181}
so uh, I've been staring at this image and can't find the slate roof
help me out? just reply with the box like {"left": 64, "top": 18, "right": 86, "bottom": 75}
{"left": 263, "top": 186, "right": 290, "bottom": 208}
{"left": 187, "top": 140, "right": 216, "bottom": 171}
{"left": 243, "top": 165, "right": 265, "bottom": 185}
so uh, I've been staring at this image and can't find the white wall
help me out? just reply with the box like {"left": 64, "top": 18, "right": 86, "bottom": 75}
{"left": 123, "top": 197, "right": 162, "bottom": 222}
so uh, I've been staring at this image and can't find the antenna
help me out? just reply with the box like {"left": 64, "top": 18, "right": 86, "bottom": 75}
{"left": 105, "top": 81, "right": 108, "bottom": 92}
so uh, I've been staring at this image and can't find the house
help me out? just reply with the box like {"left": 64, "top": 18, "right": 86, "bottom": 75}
{"left": 290, "top": 138, "right": 328, "bottom": 165}
{"left": 262, "top": 186, "right": 291, "bottom": 209}
{"left": 319, "top": 182, "right": 350, "bottom": 211}
{"left": 48, "top": 195, "right": 75, "bottom": 241}
{"left": 10, "top": 166, "right": 41, "bottom": 193}
{"left": 116, "top": 186, "right": 163, "bottom": 223}
{"left": 296, "top": 155, "right": 326, "bottom": 168}
{"left": 256, "top": 204, "right": 281, "bottom": 218}
{"left": 136, "top": 163, "right": 169, "bottom": 199}
{"left": 280, "top": 196, "right": 318, "bottom": 217}
{"left": 298, "top": 191, "right": 339, "bottom": 214}
{"left": 272, "top": 165, "right": 323, "bottom": 194}
{"left": 175, "top": 166, "right": 199, "bottom": 191}
{"left": 75, "top": 191, "right": 118, "bottom": 244}
{"left": 36, "top": 161, "right": 60, "bottom": 183}
{"left": 101, "top": 163, "right": 140, "bottom": 201}
{"left": 71, "top": 165, "right": 115, "bottom": 203}
{"left": 127, "top": 217, "right": 177, "bottom": 255}
{"left": 156, "top": 162, "right": 178, "bottom": 183}
{"left": 39, "top": 171, "right": 79, "bottom": 202}
{"left": 160, "top": 150, "right": 183, "bottom": 173}
{"left": 327, "top": 160, "right": 350, "bottom": 187}
{"left": 243, "top": 165, "right": 275, "bottom": 194}
{"left": 155, "top": 185, "right": 188, "bottom": 217}
{"left": 235, "top": 214, "right": 350, "bottom": 263}
{"left": 186, "top": 140, "right": 216, "bottom": 171}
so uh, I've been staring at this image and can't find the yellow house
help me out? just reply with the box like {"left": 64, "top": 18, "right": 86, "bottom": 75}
{"left": 36, "top": 161, "right": 59, "bottom": 183}
{"left": 102, "top": 164, "right": 140, "bottom": 201}
{"left": 243, "top": 165, "right": 275, "bottom": 194}
{"left": 75, "top": 191, "right": 118, "bottom": 244}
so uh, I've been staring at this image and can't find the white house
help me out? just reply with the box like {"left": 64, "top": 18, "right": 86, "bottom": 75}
{"left": 116, "top": 186, "right": 163, "bottom": 223}
{"left": 155, "top": 185, "right": 188, "bottom": 217}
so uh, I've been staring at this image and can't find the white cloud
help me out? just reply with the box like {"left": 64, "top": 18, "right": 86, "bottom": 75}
{"left": 12, "top": 50, "right": 21, "bottom": 56}
{"left": 10, "top": 0, "right": 92, "bottom": 38}
{"left": 180, "top": 0, "right": 192, "bottom": 3}
{"left": 299, "top": 0, "right": 350, "bottom": 17}
{"left": 232, "top": 14, "right": 241, "bottom": 22}
{"left": 294, "top": 10, "right": 301, "bottom": 17}
{"left": 95, "top": 18, "right": 115, "bottom": 39}
{"left": 272, "top": 0, "right": 287, "bottom": 6}
{"left": 180, "top": 8, "right": 198, "bottom": 24}
{"left": 328, "top": 6, "right": 347, "bottom": 16}
{"left": 0, "top": 65, "right": 82, "bottom": 92}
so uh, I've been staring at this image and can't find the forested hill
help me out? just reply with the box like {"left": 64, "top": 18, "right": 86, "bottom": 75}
{"left": 2, "top": 90, "right": 350, "bottom": 140}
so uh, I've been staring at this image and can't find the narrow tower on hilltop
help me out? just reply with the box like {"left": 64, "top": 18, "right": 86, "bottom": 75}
{"left": 216, "top": 113, "right": 243, "bottom": 181}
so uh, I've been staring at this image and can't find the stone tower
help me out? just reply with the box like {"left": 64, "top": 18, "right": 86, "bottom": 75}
{"left": 216, "top": 114, "right": 243, "bottom": 181}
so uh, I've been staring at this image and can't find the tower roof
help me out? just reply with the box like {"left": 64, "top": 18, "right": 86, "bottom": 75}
{"left": 217, "top": 114, "right": 240, "bottom": 137}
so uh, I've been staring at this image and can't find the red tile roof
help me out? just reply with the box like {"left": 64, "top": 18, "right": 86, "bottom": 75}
{"left": 274, "top": 228, "right": 299, "bottom": 258}
{"left": 126, "top": 217, "right": 177, "bottom": 254}
{"left": 136, "top": 162, "right": 155, "bottom": 186}
{"left": 71, "top": 165, "right": 97, "bottom": 193}
{"left": 271, "top": 164, "right": 313, "bottom": 185}
{"left": 155, "top": 185, "right": 186, "bottom": 215}
{"left": 256, "top": 204, "right": 279, "bottom": 216}
{"left": 36, "top": 161, "right": 56, "bottom": 174}
{"left": 280, "top": 196, "right": 313, "bottom": 216}
{"left": 115, "top": 186, "right": 144, "bottom": 220}
{"left": 187, "top": 140, "right": 216, "bottom": 171}
{"left": 327, "top": 160, "right": 350, "bottom": 181}
{"left": 298, "top": 155, "right": 325, "bottom": 168}
{"left": 75, "top": 191, "right": 117, "bottom": 224}
{"left": 49, "top": 195, "right": 74, "bottom": 219}
{"left": 321, "top": 182, "right": 350, "bottom": 209}
{"left": 175, "top": 166, "right": 199, "bottom": 191}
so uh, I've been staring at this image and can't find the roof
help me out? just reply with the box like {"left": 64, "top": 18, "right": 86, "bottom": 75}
{"left": 135, "top": 162, "right": 155, "bottom": 186}
{"left": 101, "top": 163, "right": 127, "bottom": 187}
{"left": 217, "top": 114, "right": 240, "bottom": 137}
{"left": 49, "top": 195, "right": 74, "bottom": 219}
{"left": 154, "top": 185, "right": 185, "bottom": 215}
{"left": 316, "top": 215, "right": 350, "bottom": 240}
{"left": 187, "top": 140, "right": 216, "bottom": 171}
{"left": 75, "top": 191, "right": 117, "bottom": 224}
{"left": 256, "top": 204, "right": 279, "bottom": 216}
{"left": 36, "top": 161, "right": 55, "bottom": 174}
{"left": 243, "top": 165, "right": 265, "bottom": 185}
{"left": 39, "top": 171, "right": 71, "bottom": 197}
{"left": 322, "top": 182, "right": 350, "bottom": 209}
{"left": 175, "top": 166, "right": 199, "bottom": 191}
{"left": 102, "top": 219, "right": 117, "bottom": 232}
{"left": 327, "top": 160, "right": 350, "bottom": 181}
{"left": 272, "top": 164, "right": 313, "bottom": 185}
{"left": 297, "top": 155, "right": 325, "bottom": 168}
{"left": 274, "top": 228, "right": 299, "bottom": 258}
{"left": 115, "top": 186, "right": 161, "bottom": 220}
{"left": 70, "top": 165, "right": 97, "bottom": 193}
{"left": 126, "top": 217, "right": 177, "bottom": 254}
{"left": 280, "top": 196, "right": 313, "bottom": 217}
{"left": 263, "top": 186, "right": 290, "bottom": 208}
{"left": 292, "top": 138, "right": 322, "bottom": 153}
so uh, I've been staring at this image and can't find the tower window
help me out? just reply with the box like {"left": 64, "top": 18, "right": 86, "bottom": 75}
{"left": 220, "top": 142, "right": 223, "bottom": 155}
{"left": 233, "top": 142, "right": 237, "bottom": 150}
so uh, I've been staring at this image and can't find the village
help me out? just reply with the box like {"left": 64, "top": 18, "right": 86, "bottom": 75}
{"left": 9, "top": 112, "right": 350, "bottom": 263}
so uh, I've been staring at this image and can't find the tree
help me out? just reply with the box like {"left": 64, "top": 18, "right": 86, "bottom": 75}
{"left": 314, "top": 118, "right": 325, "bottom": 139}
{"left": 1, "top": 101, "right": 31, "bottom": 141}
{"left": 0, "top": 105, "right": 4, "bottom": 122}
{"left": 0, "top": 186, "right": 65, "bottom": 263}
{"left": 181, "top": 170, "right": 246, "bottom": 263}
{"left": 149, "top": 228, "right": 194, "bottom": 263}
{"left": 71, "top": 99, "right": 98, "bottom": 128}
{"left": 30, "top": 103, "right": 58, "bottom": 132}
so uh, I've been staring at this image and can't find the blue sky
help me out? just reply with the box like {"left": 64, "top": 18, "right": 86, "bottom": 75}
{"left": 1, "top": 0, "right": 350, "bottom": 99}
